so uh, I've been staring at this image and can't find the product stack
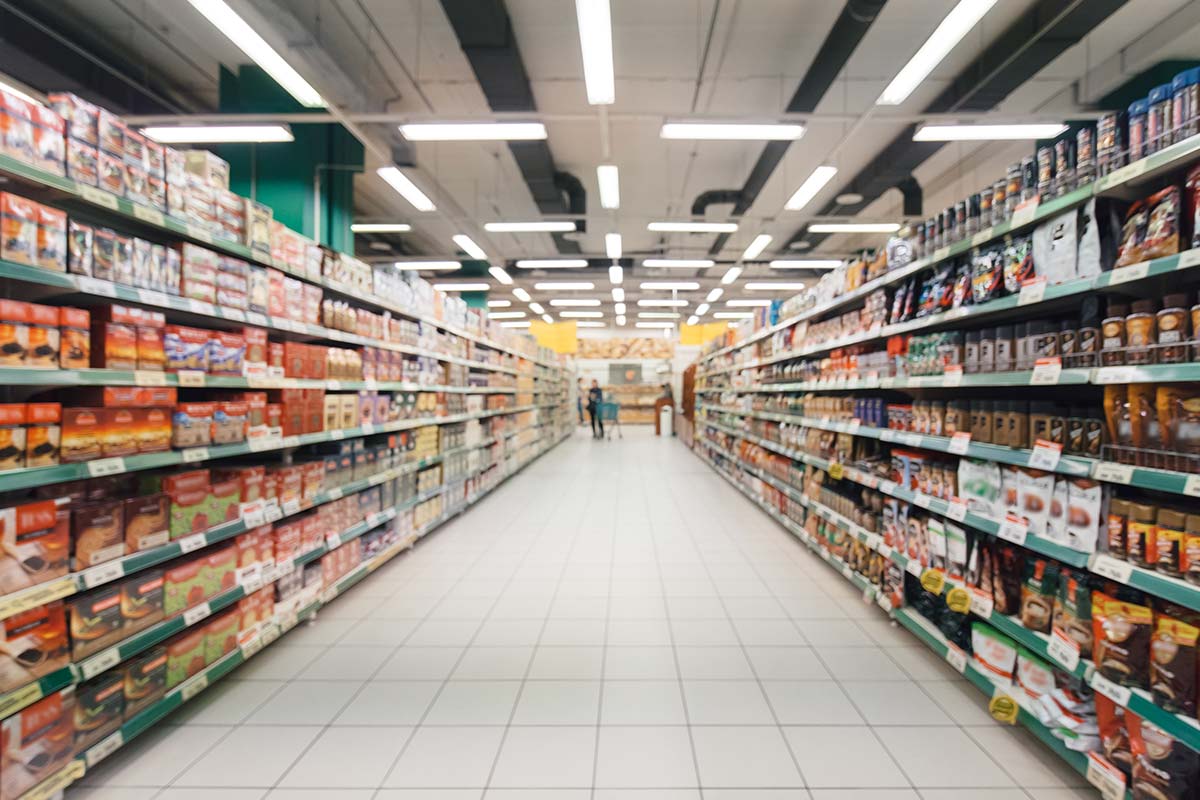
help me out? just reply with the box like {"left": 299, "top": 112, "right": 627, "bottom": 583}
{"left": 692, "top": 94, "right": 1200, "bottom": 799}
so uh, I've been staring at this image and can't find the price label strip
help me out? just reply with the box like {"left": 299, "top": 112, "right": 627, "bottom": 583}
{"left": 1028, "top": 439, "right": 1062, "bottom": 471}
{"left": 1046, "top": 628, "right": 1082, "bottom": 671}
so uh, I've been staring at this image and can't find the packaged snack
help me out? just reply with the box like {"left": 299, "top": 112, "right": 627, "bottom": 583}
{"left": 61, "top": 407, "right": 103, "bottom": 463}
{"left": 121, "top": 568, "right": 165, "bottom": 634}
{"left": 67, "top": 585, "right": 124, "bottom": 659}
{"left": 164, "top": 325, "right": 210, "bottom": 372}
{"left": 36, "top": 205, "right": 67, "bottom": 271}
{"left": 0, "top": 602, "right": 69, "bottom": 694}
{"left": 48, "top": 92, "right": 99, "bottom": 145}
{"left": 72, "top": 499, "right": 125, "bottom": 569}
{"left": 1128, "top": 714, "right": 1200, "bottom": 800}
{"left": 104, "top": 407, "right": 138, "bottom": 458}
{"left": 971, "top": 250, "right": 1003, "bottom": 304}
{"left": 66, "top": 138, "right": 98, "bottom": 185}
{"left": 0, "top": 193, "right": 37, "bottom": 266}
{"left": 164, "top": 559, "right": 207, "bottom": 617}
{"left": 123, "top": 494, "right": 169, "bottom": 552}
{"left": 165, "top": 628, "right": 206, "bottom": 688}
{"left": 208, "top": 332, "right": 245, "bottom": 376}
{"left": 121, "top": 645, "right": 166, "bottom": 718}
{"left": 0, "top": 499, "right": 69, "bottom": 594}
{"left": 203, "top": 610, "right": 239, "bottom": 664}
{"left": 0, "top": 92, "right": 35, "bottom": 165}
{"left": 1020, "top": 558, "right": 1059, "bottom": 633}
{"left": 0, "top": 688, "right": 75, "bottom": 800}
{"left": 1065, "top": 478, "right": 1102, "bottom": 553}
{"left": 1052, "top": 569, "right": 1093, "bottom": 658}
{"left": 1093, "top": 591, "right": 1153, "bottom": 688}
{"left": 172, "top": 402, "right": 214, "bottom": 449}
{"left": 73, "top": 671, "right": 124, "bottom": 751}
{"left": 1150, "top": 608, "right": 1198, "bottom": 715}
{"left": 1016, "top": 648, "right": 1055, "bottom": 697}
{"left": 971, "top": 622, "right": 1018, "bottom": 680}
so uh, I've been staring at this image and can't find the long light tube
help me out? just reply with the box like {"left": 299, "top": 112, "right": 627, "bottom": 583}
{"left": 394, "top": 261, "right": 459, "bottom": 271}
{"left": 542, "top": 314, "right": 554, "bottom": 324}
{"left": 529, "top": 302, "right": 546, "bottom": 314}
{"left": 376, "top": 167, "right": 436, "bottom": 212}
{"left": 636, "top": 321, "right": 674, "bottom": 329}
{"left": 186, "top": 0, "right": 324, "bottom": 107}
{"left": 705, "top": 287, "right": 723, "bottom": 302}
{"left": 695, "top": 303, "right": 710, "bottom": 315}
{"left": 740, "top": 233, "right": 773, "bottom": 261}
{"left": 638, "top": 299, "right": 688, "bottom": 307}
{"left": 611, "top": 287, "right": 625, "bottom": 302}
{"left": 514, "top": 259, "right": 589, "bottom": 269}
{"left": 614, "top": 302, "right": 626, "bottom": 314}
{"left": 784, "top": 165, "right": 838, "bottom": 211}
{"left": 488, "top": 266, "right": 513, "bottom": 285}
{"left": 608, "top": 265, "right": 623, "bottom": 285}
{"left": 597, "top": 165, "right": 620, "bottom": 209}
{"left": 513, "top": 287, "right": 532, "bottom": 302}
{"left": 575, "top": 0, "right": 615, "bottom": 105}
{"left": 913, "top": 123, "right": 1068, "bottom": 141}
{"left": 687, "top": 315, "right": 699, "bottom": 325}
{"left": 534, "top": 282, "right": 595, "bottom": 290}
{"left": 142, "top": 125, "right": 293, "bottom": 143}
{"left": 876, "top": 0, "right": 999, "bottom": 106}
{"left": 639, "top": 312, "right": 680, "bottom": 319}
{"left": 560, "top": 311, "right": 604, "bottom": 318}
{"left": 807, "top": 222, "right": 900, "bottom": 233}
{"left": 433, "top": 282, "right": 489, "bottom": 291}
{"left": 660, "top": 122, "right": 804, "bottom": 140}
{"left": 648, "top": 222, "right": 737, "bottom": 233}
{"left": 605, "top": 233, "right": 622, "bottom": 259}
{"left": 769, "top": 259, "right": 842, "bottom": 269}
{"left": 549, "top": 299, "right": 601, "bottom": 307}
{"left": 616, "top": 315, "right": 626, "bottom": 325}
{"left": 488, "top": 311, "right": 526, "bottom": 319}
{"left": 487, "top": 300, "right": 511, "bottom": 308}
{"left": 400, "top": 122, "right": 546, "bottom": 140}
{"left": 641, "top": 282, "right": 699, "bottom": 290}
{"left": 720, "top": 267, "right": 742, "bottom": 285}
{"left": 642, "top": 259, "right": 715, "bottom": 268}
{"left": 745, "top": 282, "right": 807, "bottom": 290}
{"left": 351, "top": 223, "right": 412, "bottom": 233}
{"left": 488, "top": 222, "right": 577, "bottom": 233}
{"left": 452, "top": 234, "right": 487, "bottom": 260}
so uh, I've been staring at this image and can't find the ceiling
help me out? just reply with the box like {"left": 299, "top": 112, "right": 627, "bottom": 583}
{"left": 5, "top": 0, "right": 1200, "bottom": 329}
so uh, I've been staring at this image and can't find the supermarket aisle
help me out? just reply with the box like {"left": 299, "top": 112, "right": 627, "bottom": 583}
{"left": 78, "top": 428, "right": 1093, "bottom": 800}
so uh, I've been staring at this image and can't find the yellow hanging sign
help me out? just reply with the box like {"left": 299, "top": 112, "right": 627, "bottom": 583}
{"left": 530, "top": 320, "right": 578, "bottom": 353}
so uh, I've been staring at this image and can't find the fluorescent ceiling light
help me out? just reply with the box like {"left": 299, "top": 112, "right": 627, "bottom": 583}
{"left": 550, "top": 299, "right": 601, "bottom": 307}
{"left": 487, "top": 222, "right": 577, "bottom": 233}
{"left": 395, "top": 261, "right": 460, "bottom": 271}
{"left": 351, "top": 223, "right": 412, "bottom": 233}
{"left": 542, "top": 314, "right": 554, "bottom": 324}
{"left": 487, "top": 300, "right": 511, "bottom": 308}
{"left": 705, "top": 287, "right": 724, "bottom": 302}
{"left": 808, "top": 222, "right": 901, "bottom": 233}
{"left": 785, "top": 165, "right": 838, "bottom": 211}
{"left": 141, "top": 125, "right": 293, "bottom": 143}
{"left": 638, "top": 299, "right": 688, "bottom": 307}
{"left": 605, "top": 232, "right": 622, "bottom": 259}
{"left": 187, "top": 0, "right": 324, "bottom": 107}
{"left": 575, "top": 0, "right": 614, "bottom": 105}
{"left": 636, "top": 321, "right": 674, "bottom": 329}
{"left": 400, "top": 122, "right": 546, "bottom": 141}
{"left": 560, "top": 311, "right": 604, "bottom": 318}
{"left": 529, "top": 302, "right": 546, "bottom": 314}
{"left": 614, "top": 302, "right": 626, "bottom": 314}
{"left": 513, "top": 287, "right": 532, "bottom": 302}
{"left": 695, "top": 303, "right": 710, "bottom": 315}
{"left": 745, "top": 282, "right": 807, "bottom": 290}
{"left": 377, "top": 166, "right": 436, "bottom": 212}
{"left": 576, "top": 321, "right": 606, "bottom": 328}
{"left": 639, "top": 312, "right": 680, "bottom": 319}
{"left": 515, "top": 259, "right": 589, "bottom": 269}
{"left": 877, "top": 0, "right": 999, "bottom": 106}
{"left": 488, "top": 311, "right": 526, "bottom": 319}
{"left": 687, "top": 315, "right": 699, "bottom": 326}
{"left": 770, "top": 259, "right": 842, "bottom": 269}
{"left": 726, "top": 299, "right": 773, "bottom": 307}
{"left": 608, "top": 265, "right": 623, "bottom": 285}
{"left": 452, "top": 234, "right": 487, "bottom": 260}
{"left": 488, "top": 266, "right": 513, "bottom": 285}
{"left": 642, "top": 259, "right": 715, "bottom": 268}
{"left": 500, "top": 321, "right": 531, "bottom": 328}
{"left": 641, "top": 281, "right": 699, "bottom": 290}
{"left": 714, "top": 312, "right": 754, "bottom": 319}
{"left": 612, "top": 287, "right": 625, "bottom": 302}
{"left": 616, "top": 315, "right": 626, "bottom": 325}
{"left": 433, "top": 282, "right": 489, "bottom": 291}
{"left": 660, "top": 122, "right": 804, "bottom": 140}
{"left": 648, "top": 222, "right": 737, "bottom": 233}
{"left": 721, "top": 267, "right": 742, "bottom": 285}
{"left": 913, "top": 123, "right": 1069, "bottom": 141}
{"left": 597, "top": 166, "right": 620, "bottom": 209}
{"left": 534, "top": 282, "right": 595, "bottom": 290}
{"left": 741, "top": 233, "right": 772, "bottom": 261}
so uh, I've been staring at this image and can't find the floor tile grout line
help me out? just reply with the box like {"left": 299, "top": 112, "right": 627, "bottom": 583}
{"left": 587, "top": 438, "right": 620, "bottom": 800}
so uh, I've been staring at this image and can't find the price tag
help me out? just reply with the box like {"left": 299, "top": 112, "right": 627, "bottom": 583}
{"left": 326, "top": 533, "right": 342, "bottom": 550}
{"left": 933, "top": 246, "right": 950, "bottom": 262}
{"left": 879, "top": 479, "right": 898, "bottom": 495}
{"left": 906, "top": 558, "right": 924, "bottom": 578}
{"left": 223, "top": 308, "right": 246, "bottom": 322}
{"left": 78, "top": 276, "right": 118, "bottom": 298}
{"left": 946, "top": 498, "right": 969, "bottom": 522}
{"left": 880, "top": 430, "right": 897, "bottom": 442}
{"left": 80, "top": 648, "right": 121, "bottom": 680}
{"left": 1018, "top": 277, "right": 1047, "bottom": 306}
{"left": 330, "top": 429, "right": 345, "bottom": 440}
{"left": 282, "top": 436, "right": 301, "bottom": 448}
{"left": 240, "top": 635, "right": 265, "bottom": 660}
{"left": 81, "top": 560, "right": 125, "bottom": 589}
{"left": 178, "top": 533, "right": 207, "bottom": 554}
{"left": 920, "top": 569, "right": 946, "bottom": 594}
{"left": 275, "top": 558, "right": 294, "bottom": 576}
{"left": 326, "top": 487, "right": 344, "bottom": 501}
{"left": 942, "top": 365, "right": 963, "bottom": 387}
{"left": 1090, "top": 671, "right": 1132, "bottom": 706}
{"left": 1010, "top": 197, "right": 1040, "bottom": 227}
{"left": 133, "top": 370, "right": 167, "bottom": 387}
{"left": 181, "top": 674, "right": 208, "bottom": 702}
{"left": 877, "top": 591, "right": 893, "bottom": 612}
{"left": 1030, "top": 357, "right": 1062, "bottom": 385}
{"left": 181, "top": 446, "right": 209, "bottom": 463}
{"left": 1183, "top": 475, "right": 1200, "bottom": 497}
{"left": 1093, "top": 462, "right": 1134, "bottom": 484}
{"left": 326, "top": 380, "right": 342, "bottom": 391}
{"left": 87, "top": 457, "right": 126, "bottom": 477}
{"left": 1178, "top": 248, "right": 1200, "bottom": 270}
{"left": 970, "top": 588, "right": 994, "bottom": 618}
{"left": 989, "top": 690, "right": 1020, "bottom": 724}
{"left": 912, "top": 492, "right": 933, "bottom": 509}
{"left": 1091, "top": 554, "right": 1133, "bottom": 583}
{"left": 247, "top": 312, "right": 269, "bottom": 326}
{"left": 945, "top": 645, "right": 967, "bottom": 673}
{"left": 1093, "top": 366, "right": 1134, "bottom": 384}
{"left": 1047, "top": 628, "right": 1082, "bottom": 671}
{"left": 85, "top": 730, "right": 124, "bottom": 767}
{"left": 946, "top": 587, "right": 972, "bottom": 614}
{"left": 998, "top": 514, "right": 1028, "bottom": 545}
{"left": 183, "top": 602, "right": 212, "bottom": 627}
{"left": 132, "top": 204, "right": 165, "bottom": 227}
{"left": 264, "top": 504, "right": 283, "bottom": 523}
{"left": 361, "top": 423, "right": 375, "bottom": 435}
{"left": 1029, "top": 439, "right": 1062, "bottom": 471}
{"left": 79, "top": 183, "right": 120, "bottom": 210}
{"left": 186, "top": 223, "right": 214, "bottom": 244}
{"left": 321, "top": 586, "right": 339, "bottom": 604}
{"left": 137, "top": 288, "right": 170, "bottom": 307}
{"left": 828, "top": 462, "right": 844, "bottom": 480}
{"left": 237, "top": 566, "right": 263, "bottom": 594}
{"left": 899, "top": 432, "right": 922, "bottom": 447}
{"left": 878, "top": 543, "right": 894, "bottom": 560}
{"left": 241, "top": 503, "right": 265, "bottom": 528}
{"left": 1108, "top": 261, "right": 1150, "bottom": 285}
{"left": 188, "top": 299, "right": 216, "bottom": 316}
{"left": 1087, "top": 753, "right": 1128, "bottom": 800}
{"left": 282, "top": 499, "right": 301, "bottom": 517}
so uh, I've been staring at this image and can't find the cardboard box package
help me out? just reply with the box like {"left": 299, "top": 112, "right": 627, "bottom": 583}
{"left": 0, "top": 499, "right": 69, "bottom": 595}
{"left": 120, "top": 568, "right": 164, "bottom": 634}
{"left": 164, "top": 628, "right": 205, "bottom": 689}
{"left": 66, "top": 585, "right": 124, "bottom": 660}
{"left": 120, "top": 645, "right": 166, "bottom": 719}
{"left": 0, "top": 687, "right": 75, "bottom": 800}
{"left": 73, "top": 672, "right": 123, "bottom": 752}
{"left": 0, "top": 602, "right": 69, "bottom": 694}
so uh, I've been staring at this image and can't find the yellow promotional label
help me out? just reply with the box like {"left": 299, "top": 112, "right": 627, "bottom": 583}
{"left": 989, "top": 692, "right": 1019, "bottom": 725}
{"left": 0, "top": 577, "right": 77, "bottom": 621}
{"left": 0, "top": 682, "right": 43, "bottom": 718}
{"left": 529, "top": 320, "right": 578, "bottom": 353}
{"left": 946, "top": 586, "right": 971, "bottom": 613}
{"left": 920, "top": 569, "right": 946, "bottom": 595}
{"left": 680, "top": 322, "right": 728, "bottom": 346}
{"left": 828, "top": 462, "right": 844, "bottom": 480}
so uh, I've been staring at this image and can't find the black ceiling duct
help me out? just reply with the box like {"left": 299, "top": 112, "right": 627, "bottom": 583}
{"left": 439, "top": 0, "right": 583, "bottom": 253}
{"left": 692, "top": 189, "right": 744, "bottom": 217}
{"left": 701, "top": 0, "right": 888, "bottom": 256}
{"left": 788, "top": 0, "right": 1130, "bottom": 252}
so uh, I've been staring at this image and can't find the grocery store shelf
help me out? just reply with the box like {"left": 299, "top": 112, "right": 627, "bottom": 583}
{"left": 0, "top": 404, "right": 535, "bottom": 493}
{"left": 700, "top": 131, "right": 1200, "bottom": 366}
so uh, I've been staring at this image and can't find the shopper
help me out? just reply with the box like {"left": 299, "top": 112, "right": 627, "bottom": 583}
{"left": 587, "top": 379, "right": 604, "bottom": 439}
{"left": 576, "top": 378, "right": 584, "bottom": 425}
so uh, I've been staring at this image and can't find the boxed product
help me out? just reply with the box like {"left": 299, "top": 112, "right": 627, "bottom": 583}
{"left": 203, "top": 545, "right": 237, "bottom": 596}
{"left": 120, "top": 568, "right": 164, "bottom": 634}
{"left": 26, "top": 304, "right": 60, "bottom": 368}
{"left": 0, "top": 602, "right": 69, "bottom": 694}
{"left": 163, "top": 558, "right": 207, "bottom": 617}
{"left": 66, "top": 584, "right": 124, "bottom": 659}
{"left": 164, "top": 628, "right": 206, "bottom": 688}
{"left": 124, "top": 494, "right": 169, "bottom": 551}
{"left": 0, "top": 499, "right": 69, "bottom": 594}
{"left": 184, "top": 150, "right": 230, "bottom": 189}
{"left": 0, "top": 688, "right": 75, "bottom": 800}
{"left": 61, "top": 407, "right": 103, "bottom": 463}
{"left": 137, "top": 407, "right": 172, "bottom": 454}
{"left": 72, "top": 499, "right": 125, "bottom": 569}
{"left": 59, "top": 308, "right": 90, "bottom": 369}
{"left": 0, "top": 193, "right": 37, "bottom": 266}
{"left": 73, "top": 672, "right": 123, "bottom": 752}
{"left": 202, "top": 610, "right": 239, "bottom": 664}
{"left": 120, "top": 645, "right": 166, "bottom": 719}
{"left": 172, "top": 402, "right": 214, "bottom": 449}
{"left": 48, "top": 92, "right": 99, "bottom": 146}
{"left": 36, "top": 205, "right": 66, "bottom": 271}
{"left": 164, "top": 325, "right": 210, "bottom": 372}
{"left": 103, "top": 407, "right": 138, "bottom": 458}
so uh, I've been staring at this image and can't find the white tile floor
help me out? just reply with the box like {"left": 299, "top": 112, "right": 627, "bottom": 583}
{"left": 77, "top": 428, "right": 1098, "bottom": 799}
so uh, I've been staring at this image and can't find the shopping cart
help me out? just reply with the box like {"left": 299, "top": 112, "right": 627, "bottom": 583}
{"left": 599, "top": 401, "right": 622, "bottom": 440}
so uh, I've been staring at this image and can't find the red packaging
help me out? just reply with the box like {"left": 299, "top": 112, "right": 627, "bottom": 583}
{"left": 267, "top": 269, "right": 286, "bottom": 318}
{"left": 59, "top": 307, "right": 90, "bottom": 369}
{"left": 36, "top": 205, "right": 67, "bottom": 271}
{"left": 103, "top": 406, "right": 138, "bottom": 456}
{"left": 273, "top": 521, "right": 302, "bottom": 563}
{"left": 0, "top": 688, "right": 75, "bottom": 800}
{"left": 0, "top": 499, "right": 70, "bottom": 594}
{"left": 0, "top": 602, "right": 69, "bottom": 694}
{"left": 91, "top": 322, "right": 137, "bottom": 369}
{"left": 243, "top": 326, "right": 267, "bottom": 367}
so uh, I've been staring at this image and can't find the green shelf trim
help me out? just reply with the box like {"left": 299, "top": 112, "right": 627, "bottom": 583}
{"left": 0, "top": 404, "right": 538, "bottom": 494}
{"left": 699, "top": 132, "right": 1200, "bottom": 367}
{"left": 698, "top": 403, "right": 1096, "bottom": 477}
